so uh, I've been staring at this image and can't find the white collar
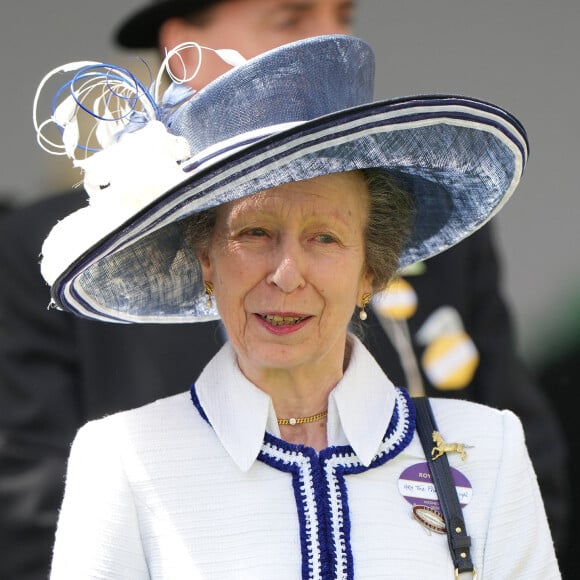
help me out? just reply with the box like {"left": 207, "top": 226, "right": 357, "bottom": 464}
{"left": 194, "top": 335, "right": 397, "bottom": 472}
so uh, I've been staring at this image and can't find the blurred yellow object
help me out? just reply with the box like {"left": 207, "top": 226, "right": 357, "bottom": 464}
{"left": 421, "top": 331, "right": 479, "bottom": 390}
{"left": 374, "top": 277, "right": 418, "bottom": 320}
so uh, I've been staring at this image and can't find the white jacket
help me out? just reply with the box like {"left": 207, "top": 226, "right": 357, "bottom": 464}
{"left": 50, "top": 337, "right": 560, "bottom": 579}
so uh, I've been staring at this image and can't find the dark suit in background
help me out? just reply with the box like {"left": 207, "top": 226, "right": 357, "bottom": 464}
{"left": 0, "top": 191, "right": 569, "bottom": 579}
{"left": 0, "top": 192, "right": 224, "bottom": 579}
{"left": 538, "top": 343, "right": 580, "bottom": 578}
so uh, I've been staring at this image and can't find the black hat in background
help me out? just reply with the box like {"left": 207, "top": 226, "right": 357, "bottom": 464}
{"left": 115, "top": 0, "right": 218, "bottom": 48}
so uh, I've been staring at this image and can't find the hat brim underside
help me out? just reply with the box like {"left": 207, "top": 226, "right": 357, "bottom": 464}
{"left": 54, "top": 95, "right": 527, "bottom": 323}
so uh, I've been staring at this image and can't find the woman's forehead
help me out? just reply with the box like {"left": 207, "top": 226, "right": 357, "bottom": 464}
{"left": 221, "top": 171, "right": 368, "bottom": 217}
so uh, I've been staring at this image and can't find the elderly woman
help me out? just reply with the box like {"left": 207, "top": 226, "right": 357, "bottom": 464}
{"left": 35, "top": 36, "right": 559, "bottom": 578}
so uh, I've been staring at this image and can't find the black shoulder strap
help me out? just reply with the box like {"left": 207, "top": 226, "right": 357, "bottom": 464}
{"left": 413, "top": 396, "right": 475, "bottom": 576}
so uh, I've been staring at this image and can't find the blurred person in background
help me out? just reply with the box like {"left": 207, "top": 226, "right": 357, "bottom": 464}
{"left": 0, "top": 1, "right": 569, "bottom": 578}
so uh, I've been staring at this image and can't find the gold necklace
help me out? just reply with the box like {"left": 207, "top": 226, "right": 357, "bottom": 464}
{"left": 277, "top": 411, "right": 328, "bottom": 426}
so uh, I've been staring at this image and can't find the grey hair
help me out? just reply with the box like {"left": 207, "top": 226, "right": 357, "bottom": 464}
{"left": 362, "top": 168, "right": 415, "bottom": 291}
{"left": 182, "top": 169, "right": 415, "bottom": 289}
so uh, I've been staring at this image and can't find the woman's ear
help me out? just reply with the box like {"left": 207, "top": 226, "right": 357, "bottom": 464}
{"left": 362, "top": 267, "right": 375, "bottom": 297}
{"left": 197, "top": 246, "right": 212, "bottom": 276}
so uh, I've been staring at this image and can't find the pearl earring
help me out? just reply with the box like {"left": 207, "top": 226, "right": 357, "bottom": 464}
{"left": 359, "top": 292, "right": 372, "bottom": 321}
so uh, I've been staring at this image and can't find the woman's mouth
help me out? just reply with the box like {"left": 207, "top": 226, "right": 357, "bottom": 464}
{"left": 260, "top": 314, "right": 308, "bottom": 326}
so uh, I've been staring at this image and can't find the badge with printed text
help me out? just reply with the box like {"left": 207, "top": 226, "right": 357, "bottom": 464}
{"left": 398, "top": 462, "right": 472, "bottom": 533}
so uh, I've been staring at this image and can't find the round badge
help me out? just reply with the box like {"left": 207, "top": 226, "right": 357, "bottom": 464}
{"left": 421, "top": 331, "right": 479, "bottom": 390}
{"left": 398, "top": 461, "right": 472, "bottom": 513}
{"left": 373, "top": 277, "right": 418, "bottom": 320}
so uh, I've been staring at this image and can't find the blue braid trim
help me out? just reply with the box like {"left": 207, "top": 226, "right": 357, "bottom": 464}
{"left": 259, "top": 387, "right": 415, "bottom": 580}
{"left": 189, "top": 383, "right": 210, "bottom": 424}
{"left": 319, "top": 387, "right": 415, "bottom": 577}
{"left": 258, "top": 440, "right": 326, "bottom": 580}
{"left": 188, "top": 382, "right": 415, "bottom": 579}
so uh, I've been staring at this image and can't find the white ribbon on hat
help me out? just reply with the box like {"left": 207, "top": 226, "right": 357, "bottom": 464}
{"left": 34, "top": 42, "right": 247, "bottom": 286}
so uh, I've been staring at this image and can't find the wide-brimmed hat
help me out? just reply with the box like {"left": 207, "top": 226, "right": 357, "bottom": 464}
{"left": 116, "top": 0, "right": 218, "bottom": 48}
{"left": 35, "top": 35, "right": 528, "bottom": 324}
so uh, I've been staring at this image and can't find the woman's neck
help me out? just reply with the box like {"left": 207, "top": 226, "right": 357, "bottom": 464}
{"left": 236, "top": 339, "right": 353, "bottom": 451}
{"left": 278, "top": 419, "right": 329, "bottom": 451}
{"left": 251, "top": 362, "right": 339, "bottom": 416}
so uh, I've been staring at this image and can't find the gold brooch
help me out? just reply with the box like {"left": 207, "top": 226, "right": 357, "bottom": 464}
{"left": 432, "top": 431, "right": 471, "bottom": 461}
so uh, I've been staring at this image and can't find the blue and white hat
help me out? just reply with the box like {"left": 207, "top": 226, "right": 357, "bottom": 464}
{"left": 35, "top": 35, "right": 528, "bottom": 323}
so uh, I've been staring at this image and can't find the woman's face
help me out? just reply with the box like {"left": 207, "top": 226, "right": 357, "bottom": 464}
{"left": 199, "top": 172, "right": 373, "bottom": 380}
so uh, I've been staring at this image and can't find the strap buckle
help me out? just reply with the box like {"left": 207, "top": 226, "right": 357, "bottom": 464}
{"left": 455, "top": 568, "right": 477, "bottom": 579}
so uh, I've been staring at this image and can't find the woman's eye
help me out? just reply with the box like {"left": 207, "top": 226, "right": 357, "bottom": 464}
{"left": 243, "top": 227, "right": 267, "bottom": 237}
{"left": 316, "top": 233, "right": 336, "bottom": 244}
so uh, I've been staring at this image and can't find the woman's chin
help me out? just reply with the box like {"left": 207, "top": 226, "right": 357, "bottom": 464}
{"left": 235, "top": 335, "right": 325, "bottom": 377}
{"left": 243, "top": 343, "right": 311, "bottom": 371}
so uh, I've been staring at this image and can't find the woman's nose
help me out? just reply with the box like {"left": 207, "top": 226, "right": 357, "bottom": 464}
{"left": 266, "top": 240, "right": 306, "bottom": 293}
